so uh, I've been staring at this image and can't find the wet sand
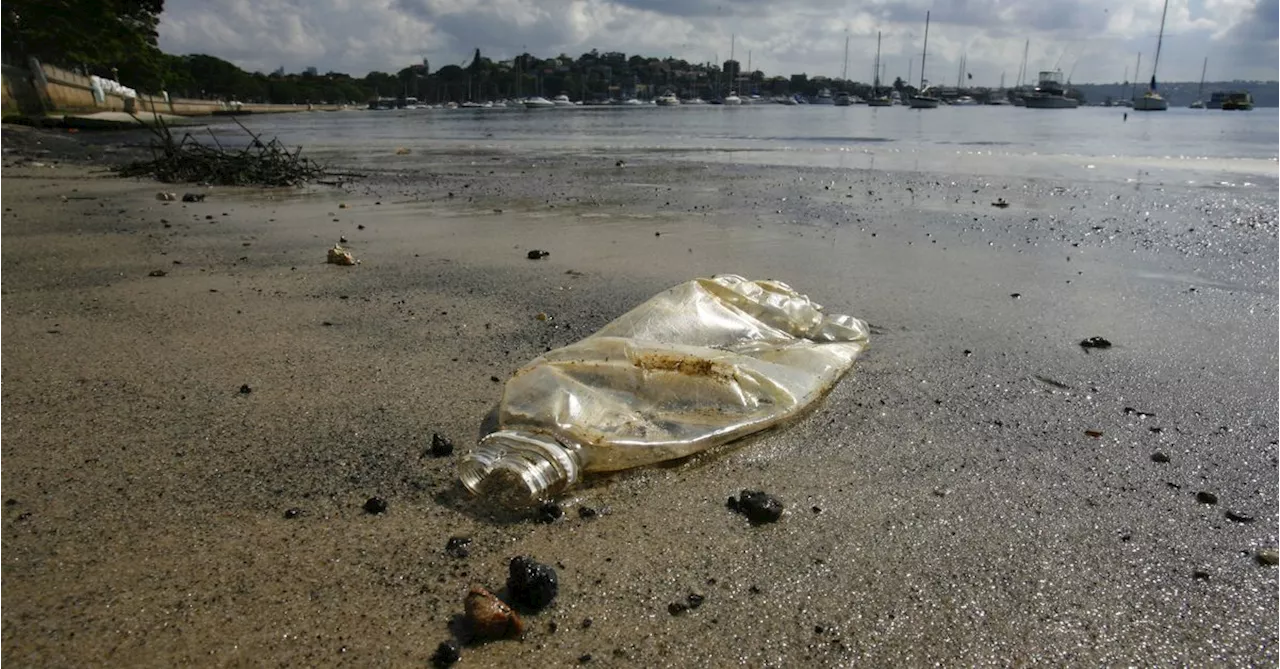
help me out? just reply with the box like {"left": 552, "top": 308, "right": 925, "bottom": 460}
{"left": 2, "top": 129, "right": 1277, "bottom": 666}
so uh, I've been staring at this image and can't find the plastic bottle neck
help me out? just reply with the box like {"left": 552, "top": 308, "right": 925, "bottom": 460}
{"left": 458, "top": 431, "right": 582, "bottom": 506}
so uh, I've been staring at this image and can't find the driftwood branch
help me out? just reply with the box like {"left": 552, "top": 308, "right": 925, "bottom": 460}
{"left": 116, "top": 115, "right": 336, "bottom": 187}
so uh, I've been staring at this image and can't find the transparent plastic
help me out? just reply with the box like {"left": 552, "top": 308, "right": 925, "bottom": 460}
{"left": 458, "top": 275, "right": 869, "bottom": 505}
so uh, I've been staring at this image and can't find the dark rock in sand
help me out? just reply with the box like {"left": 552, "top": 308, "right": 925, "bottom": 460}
{"left": 148, "top": 269, "right": 167, "bottom": 277}
{"left": 181, "top": 193, "right": 206, "bottom": 202}
{"left": 1195, "top": 491, "right": 1218, "bottom": 505}
{"left": 363, "top": 497, "right": 388, "bottom": 514}
{"left": 430, "top": 642, "right": 460, "bottom": 665}
{"left": 1079, "top": 336, "right": 1112, "bottom": 349}
{"left": 430, "top": 433, "right": 454, "bottom": 457}
{"left": 1151, "top": 452, "right": 1170, "bottom": 463}
{"left": 536, "top": 502, "right": 563, "bottom": 524}
{"left": 1225, "top": 510, "right": 1255, "bottom": 523}
{"left": 727, "top": 490, "right": 784, "bottom": 525}
{"left": 445, "top": 536, "right": 472, "bottom": 558}
{"left": 239, "top": 384, "right": 252, "bottom": 394}
{"left": 578, "top": 506, "right": 598, "bottom": 519}
{"left": 527, "top": 249, "right": 550, "bottom": 260}
{"left": 283, "top": 507, "right": 302, "bottom": 519}
{"left": 506, "top": 556, "right": 558, "bottom": 610}
{"left": 668, "top": 601, "right": 688, "bottom": 615}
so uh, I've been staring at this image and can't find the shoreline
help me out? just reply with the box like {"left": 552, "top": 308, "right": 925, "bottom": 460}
{"left": 2, "top": 128, "right": 1276, "bottom": 666}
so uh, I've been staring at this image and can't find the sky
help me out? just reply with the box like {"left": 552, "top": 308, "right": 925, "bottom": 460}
{"left": 157, "top": 0, "right": 1279, "bottom": 86}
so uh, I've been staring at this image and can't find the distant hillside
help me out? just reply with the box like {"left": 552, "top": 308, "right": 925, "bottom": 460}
{"left": 1071, "top": 80, "right": 1278, "bottom": 107}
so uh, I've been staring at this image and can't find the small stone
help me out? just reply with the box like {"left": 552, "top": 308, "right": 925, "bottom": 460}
{"left": 430, "top": 433, "right": 454, "bottom": 457}
{"left": 489, "top": 376, "right": 500, "bottom": 383}
{"left": 445, "top": 536, "right": 471, "bottom": 558}
{"left": 1010, "top": 293, "right": 1021, "bottom": 298}
{"left": 283, "top": 507, "right": 302, "bottom": 519}
{"left": 464, "top": 585, "right": 523, "bottom": 640}
{"left": 963, "top": 349, "right": 973, "bottom": 357}
{"left": 357, "top": 224, "right": 365, "bottom": 230}
{"left": 339, "top": 236, "right": 348, "bottom": 243}
{"left": 1192, "top": 570, "right": 1210, "bottom": 580}
{"left": 581, "top": 618, "right": 593, "bottom": 629}
{"left": 1256, "top": 549, "right": 1279, "bottom": 566}
{"left": 535, "top": 312, "right": 552, "bottom": 321}
{"left": 1079, "top": 336, "right": 1112, "bottom": 349}
{"left": 992, "top": 198, "right": 1010, "bottom": 208}
{"left": 430, "top": 640, "right": 460, "bottom": 667}
{"left": 239, "top": 384, "right": 252, "bottom": 394}
{"left": 148, "top": 269, "right": 167, "bottom": 277}
{"left": 1195, "top": 491, "right": 1218, "bottom": 505}
{"left": 687, "top": 592, "right": 705, "bottom": 609}
{"left": 577, "top": 506, "right": 598, "bottom": 519}
{"left": 339, "top": 203, "right": 347, "bottom": 209}
{"left": 1151, "top": 452, "right": 1170, "bottom": 463}
{"left": 363, "top": 497, "right": 388, "bottom": 514}
{"left": 1225, "top": 510, "right": 1255, "bottom": 523}
{"left": 727, "top": 489, "right": 784, "bottom": 525}
{"left": 667, "top": 601, "right": 688, "bottom": 616}
{"left": 527, "top": 249, "right": 550, "bottom": 260}
{"left": 536, "top": 501, "right": 563, "bottom": 524}
{"left": 181, "top": 193, "right": 206, "bottom": 202}
{"left": 506, "top": 556, "right": 558, "bottom": 610}
{"left": 578, "top": 654, "right": 593, "bottom": 663}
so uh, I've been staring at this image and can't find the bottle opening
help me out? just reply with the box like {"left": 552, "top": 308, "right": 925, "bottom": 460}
{"left": 458, "top": 431, "right": 581, "bottom": 507}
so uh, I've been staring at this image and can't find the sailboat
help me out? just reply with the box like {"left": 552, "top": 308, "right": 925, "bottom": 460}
{"left": 1190, "top": 57, "right": 1207, "bottom": 108}
{"left": 908, "top": 12, "right": 940, "bottom": 108}
{"left": 1134, "top": 0, "right": 1170, "bottom": 111}
{"left": 868, "top": 31, "right": 892, "bottom": 106}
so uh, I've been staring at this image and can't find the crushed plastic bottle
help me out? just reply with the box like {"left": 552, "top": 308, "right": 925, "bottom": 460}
{"left": 458, "top": 275, "right": 870, "bottom": 506}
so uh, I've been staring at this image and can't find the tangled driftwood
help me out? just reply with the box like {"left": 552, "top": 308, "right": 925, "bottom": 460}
{"left": 117, "top": 116, "right": 330, "bottom": 187}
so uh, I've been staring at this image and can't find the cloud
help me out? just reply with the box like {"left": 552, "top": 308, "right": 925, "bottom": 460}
{"left": 157, "top": 0, "right": 1279, "bottom": 84}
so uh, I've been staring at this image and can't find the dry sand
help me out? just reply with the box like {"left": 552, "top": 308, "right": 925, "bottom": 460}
{"left": 2, "top": 128, "right": 1277, "bottom": 667}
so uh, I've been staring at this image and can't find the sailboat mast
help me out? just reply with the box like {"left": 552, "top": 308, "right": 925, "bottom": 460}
{"left": 1197, "top": 57, "right": 1207, "bottom": 97}
{"left": 1017, "top": 39, "right": 1029, "bottom": 87}
{"left": 1132, "top": 53, "right": 1141, "bottom": 99}
{"left": 873, "top": 31, "right": 882, "bottom": 89}
{"left": 920, "top": 11, "right": 930, "bottom": 89}
{"left": 1150, "top": 0, "right": 1169, "bottom": 91}
{"left": 842, "top": 35, "right": 849, "bottom": 82}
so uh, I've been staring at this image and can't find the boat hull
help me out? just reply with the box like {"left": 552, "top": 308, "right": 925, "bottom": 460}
{"left": 1222, "top": 102, "right": 1253, "bottom": 111}
{"left": 908, "top": 96, "right": 939, "bottom": 109}
{"left": 1133, "top": 94, "right": 1168, "bottom": 111}
{"left": 866, "top": 98, "right": 892, "bottom": 107}
{"left": 1023, "top": 95, "right": 1079, "bottom": 109}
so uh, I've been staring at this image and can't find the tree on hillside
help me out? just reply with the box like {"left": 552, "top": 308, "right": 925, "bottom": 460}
{"left": 3, "top": 0, "right": 168, "bottom": 89}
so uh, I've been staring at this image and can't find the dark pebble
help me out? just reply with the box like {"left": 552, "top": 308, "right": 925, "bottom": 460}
{"left": 363, "top": 497, "right": 388, "bottom": 514}
{"left": 148, "top": 269, "right": 167, "bottom": 277}
{"left": 4, "top": 499, "right": 16, "bottom": 506}
{"left": 283, "top": 507, "right": 302, "bottom": 519}
{"left": 578, "top": 506, "right": 598, "bottom": 519}
{"left": 238, "top": 384, "right": 252, "bottom": 394}
{"left": 357, "top": 224, "right": 365, "bottom": 230}
{"left": 489, "top": 376, "right": 500, "bottom": 383}
{"left": 1079, "top": 336, "right": 1112, "bottom": 349}
{"left": 1192, "top": 570, "right": 1210, "bottom": 580}
{"left": 1225, "top": 510, "right": 1255, "bottom": 523}
{"left": 726, "top": 489, "right": 784, "bottom": 525}
{"left": 581, "top": 618, "right": 593, "bottom": 629}
{"left": 578, "top": 654, "right": 592, "bottom": 664}
{"left": 536, "top": 501, "right": 564, "bottom": 524}
{"left": 445, "top": 536, "right": 471, "bottom": 558}
{"left": 526, "top": 249, "right": 550, "bottom": 259}
{"left": 668, "top": 601, "right": 688, "bottom": 616}
{"left": 1009, "top": 292, "right": 1021, "bottom": 298}
{"left": 430, "top": 642, "right": 460, "bottom": 665}
{"left": 430, "top": 433, "right": 454, "bottom": 457}
{"left": 181, "top": 193, "right": 205, "bottom": 202}
{"left": 687, "top": 592, "right": 705, "bottom": 609}
{"left": 1196, "top": 491, "right": 1218, "bottom": 505}
{"left": 1151, "top": 452, "right": 1170, "bottom": 463}
{"left": 506, "top": 556, "right": 558, "bottom": 610}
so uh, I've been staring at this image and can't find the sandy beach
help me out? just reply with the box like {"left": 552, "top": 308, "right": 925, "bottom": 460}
{"left": 2, "top": 125, "right": 1277, "bottom": 666}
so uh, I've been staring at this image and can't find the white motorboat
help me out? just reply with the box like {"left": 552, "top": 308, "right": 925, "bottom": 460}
{"left": 722, "top": 91, "right": 742, "bottom": 105}
{"left": 1022, "top": 71, "right": 1079, "bottom": 108}
{"left": 952, "top": 95, "right": 979, "bottom": 106}
{"left": 523, "top": 96, "right": 556, "bottom": 109}
{"left": 656, "top": 92, "right": 680, "bottom": 106}
{"left": 811, "top": 88, "right": 835, "bottom": 105}
{"left": 552, "top": 94, "right": 574, "bottom": 107}
{"left": 620, "top": 97, "right": 643, "bottom": 106}
{"left": 834, "top": 91, "right": 853, "bottom": 106}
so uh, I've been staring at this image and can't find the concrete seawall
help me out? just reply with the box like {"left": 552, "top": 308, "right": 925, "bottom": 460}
{"left": 2, "top": 59, "right": 348, "bottom": 120}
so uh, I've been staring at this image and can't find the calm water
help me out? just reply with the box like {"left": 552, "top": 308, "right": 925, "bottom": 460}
{"left": 225, "top": 104, "right": 1279, "bottom": 184}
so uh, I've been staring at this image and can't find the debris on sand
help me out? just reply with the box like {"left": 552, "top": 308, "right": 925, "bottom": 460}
{"left": 1079, "top": 336, "right": 1112, "bottom": 349}
{"left": 363, "top": 497, "right": 388, "bottom": 514}
{"left": 506, "top": 556, "right": 559, "bottom": 610}
{"left": 992, "top": 198, "right": 1010, "bottom": 208}
{"left": 327, "top": 244, "right": 357, "bottom": 266}
{"left": 181, "top": 193, "right": 206, "bottom": 202}
{"left": 463, "top": 585, "right": 524, "bottom": 640}
{"left": 156, "top": 192, "right": 176, "bottom": 201}
{"left": 430, "top": 433, "right": 455, "bottom": 457}
{"left": 117, "top": 116, "right": 329, "bottom": 187}
{"left": 395, "top": 147, "right": 411, "bottom": 155}
{"left": 431, "top": 640, "right": 461, "bottom": 667}
{"left": 527, "top": 249, "right": 550, "bottom": 260}
{"left": 727, "top": 490, "right": 784, "bottom": 525}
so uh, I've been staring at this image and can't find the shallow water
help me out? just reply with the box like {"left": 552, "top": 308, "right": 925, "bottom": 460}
{"left": 218, "top": 104, "right": 1278, "bottom": 184}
